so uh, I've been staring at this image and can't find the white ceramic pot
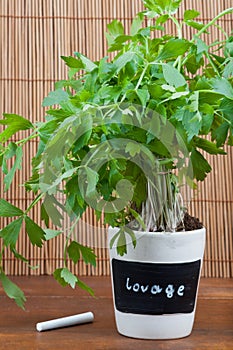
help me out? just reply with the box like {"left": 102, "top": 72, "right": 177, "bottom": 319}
{"left": 108, "top": 227, "right": 206, "bottom": 339}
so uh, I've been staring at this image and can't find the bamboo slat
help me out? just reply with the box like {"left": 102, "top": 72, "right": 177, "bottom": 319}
{"left": 0, "top": 0, "right": 232, "bottom": 278}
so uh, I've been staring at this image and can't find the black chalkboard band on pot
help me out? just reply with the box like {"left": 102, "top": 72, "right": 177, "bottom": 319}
{"left": 108, "top": 227, "right": 206, "bottom": 340}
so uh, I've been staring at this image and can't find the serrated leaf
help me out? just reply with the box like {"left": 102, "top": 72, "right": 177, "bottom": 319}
{"left": 0, "top": 199, "right": 23, "bottom": 217}
{"left": 25, "top": 216, "right": 45, "bottom": 247}
{"left": 53, "top": 268, "right": 69, "bottom": 287}
{"left": 42, "top": 89, "right": 70, "bottom": 107}
{"left": 130, "top": 12, "right": 144, "bottom": 35}
{"left": 61, "top": 55, "right": 84, "bottom": 69}
{"left": 78, "top": 244, "right": 97, "bottom": 266}
{"left": 67, "top": 241, "right": 80, "bottom": 264}
{"left": 0, "top": 114, "right": 33, "bottom": 143}
{"left": 61, "top": 268, "right": 78, "bottom": 289}
{"left": 0, "top": 272, "right": 26, "bottom": 309}
{"left": 157, "top": 39, "right": 190, "bottom": 61}
{"left": 183, "top": 111, "right": 202, "bottom": 141}
{"left": 195, "top": 137, "right": 226, "bottom": 155}
{"left": 107, "top": 19, "right": 124, "bottom": 37}
{"left": 162, "top": 64, "right": 187, "bottom": 88}
{"left": 190, "top": 149, "right": 212, "bottom": 181}
{"left": 0, "top": 217, "right": 23, "bottom": 248}
{"left": 212, "top": 122, "right": 229, "bottom": 147}
{"left": 143, "top": 0, "right": 182, "bottom": 15}
{"left": 74, "top": 52, "right": 97, "bottom": 72}
{"left": 4, "top": 146, "right": 23, "bottom": 191}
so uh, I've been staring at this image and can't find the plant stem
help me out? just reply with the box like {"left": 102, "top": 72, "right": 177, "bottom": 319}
{"left": 194, "top": 7, "right": 233, "bottom": 39}
{"left": 63, "top": 217, "right": 80, "bottom": 267}
{"left": 135, "top": 63, "right": 149, "bottom": 90}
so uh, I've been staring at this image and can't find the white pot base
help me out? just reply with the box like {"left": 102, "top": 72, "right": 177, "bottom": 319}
{"left": 115, "top": 310, "right": 195, "bottom": 340}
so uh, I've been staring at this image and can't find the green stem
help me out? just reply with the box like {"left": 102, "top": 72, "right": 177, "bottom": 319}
{"left": 169, "top": 15, "right": 183, "bottom": 71}
{"left": 205, "top": 51, "right": 220, "bottom": 76}
{"left": 135, "top": 63, "right": 149, "bottom": 90}
{"left": 16, "top": 130, "right": 39, "bottom": 146}
{"left": 63, "top": 217, "right": 80, "bottom": 267}
{"left": 194, "top": 7, "right": 233, "bottom": 39}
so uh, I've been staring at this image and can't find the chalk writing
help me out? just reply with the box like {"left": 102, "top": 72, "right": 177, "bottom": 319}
{"left": 126, "top": 278, "right": 185, "bottom": 298}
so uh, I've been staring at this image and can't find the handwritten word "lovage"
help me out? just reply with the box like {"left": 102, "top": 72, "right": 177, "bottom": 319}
{"left": 126, "top": 278, "right": 185, "bottom": 299}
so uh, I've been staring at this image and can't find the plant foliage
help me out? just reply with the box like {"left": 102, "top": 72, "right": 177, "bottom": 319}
{"left": 0, "top": 0, "right": 232, "bottom": 307}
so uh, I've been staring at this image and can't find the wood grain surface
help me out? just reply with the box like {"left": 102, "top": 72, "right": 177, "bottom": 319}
{"left": 0, "top": 276, "right": 232, "bottom": 350}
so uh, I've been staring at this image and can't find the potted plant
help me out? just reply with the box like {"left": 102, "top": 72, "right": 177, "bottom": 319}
{"left": 0, "top": 0, "right": 232, "bottom": 339}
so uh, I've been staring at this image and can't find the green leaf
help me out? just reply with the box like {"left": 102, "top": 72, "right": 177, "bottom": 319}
{"left": 109, "top": 229, "right": 121, "bottom": 249}
{"left": 162, "top": 64, "right": 187, "bottom": 88}
{"left": 85, "top": 167, "right": 99, "bottom": 197}
{"left": 124, "top": 226, "right": 137, "bottom": 248}
{"left": 194, "top": 137, "right": 226, "bottom": 155}
{"left": 212, "top": 122, "right": 229, "bottom": 147}
{"left": 4, "top": 146, "right": 23, "bottom": 191}
{"left": 157, "top": 39, "right": 190, "bottom": 60}
{"left": 67, "top": 241, "right": 80, "bottom": 264}
{"left": 42, "top": 89, "right": 70, "bottom": 107}
{"left": 0, "top": 114, "right": 33, "bottom": 143}
{"left": 0, "top": 272, "right": 26, "bottom": 309}
{"left": 61, "top": 268, "right": 78, "bottom": 289}
{"left": 184, "top": 10, "right": 200, "bottom": 21}
{"left": 211, "top": 77, "right": 233, "bottom": 100}
{"left": 190, "top": 149, "right": 212, "bottom": 181}
{"left": 182, "top": 110, "right": 202, "bottom": 141}
{"left": 44, "top": 229, "right": 63, "bottom": 240}
{"left": 107, "top": 19, "right": 124, "bottom": 38}
{"left": 186, "top": 20, "right": 206, "bottom": 31}
{"left": 136, "top": 89, "right": 150, "bottom": 106}
{"left": 114, "top": 52, "right": 136, "bottom": 72}
{"left": 126, "top": 142, "right": 141, "bottom": 157}
{"left": 53, "top": 268, "right": 69, "bottom": 287}
{"left": 42, "top": 195, "right": 63, "bottom": 227}
{"left": 25, "top": 216, "right": 45, "bottom": 247}
{"left": 196, "top": 38, "right": 208, "bottom": 55}
{"left": 75, "top": 52, "right": 97, "bottom": 72}
{"left": 143, "top": 0, "right": 182, "bottom": 15}
{"left": 117, "top": 230, "right": 127, "bottom": 256}
{"left": 61, "top": 55, "right": 84, "bottom": 69}
{"left": 0, "top": 199, "right": 23, "bottom": 217}
{"left": 76, "top": 278, "right": 95, "bottom": 296}
{"left": 130, "top": 12, "right": 144, "bottom": 35}
{"left": 78, "top": 244, "right": 97, "bottom": 266}
{"left": 0, "top": 217, "right": 23, "bottom": 248}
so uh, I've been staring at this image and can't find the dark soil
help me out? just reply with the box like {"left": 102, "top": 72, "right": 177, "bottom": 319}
{"left": 178, "top": 212, "right": 203, "bottom": 231}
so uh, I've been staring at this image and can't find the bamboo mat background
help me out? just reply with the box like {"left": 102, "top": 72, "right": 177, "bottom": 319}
{"left": 0, "top": 0, "right": 232, "bottom": 278}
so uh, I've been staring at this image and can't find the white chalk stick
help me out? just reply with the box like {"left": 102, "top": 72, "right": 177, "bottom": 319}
{"left": 36, "top": 311, "right": 94, "bottom": 332}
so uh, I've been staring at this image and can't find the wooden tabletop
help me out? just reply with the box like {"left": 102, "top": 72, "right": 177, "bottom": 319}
{"left": 0, "top": 276, "right": 232, "bottom": 350}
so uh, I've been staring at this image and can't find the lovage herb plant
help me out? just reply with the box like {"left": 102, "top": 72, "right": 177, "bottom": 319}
{"left": 0, "top": 0, "right": 232, "bottom": 308}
